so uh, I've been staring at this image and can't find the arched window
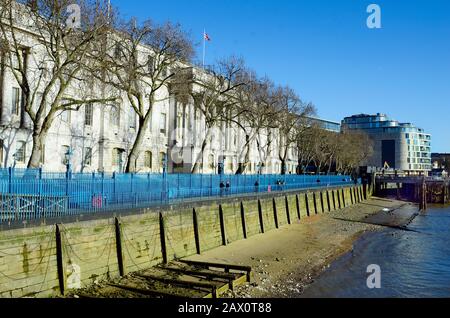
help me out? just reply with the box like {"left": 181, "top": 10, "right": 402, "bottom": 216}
{"left": 144, "top": 151, "right": 152, "bottom": 169}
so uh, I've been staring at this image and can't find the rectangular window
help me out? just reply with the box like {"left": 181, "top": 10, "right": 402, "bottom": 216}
{"left": 84, "top": 147, "right": 92, "bottom": 166}
{"left": 85, "top": 104, "right": 93, "bottom": 126}
{"left": 12, "top": 87, "right": 21, "bottom": 116}
{"left": 15, "top": 141, "right": 26, "bottom": 163}
{"left": 160, "top": 113, "right": 167, "bottom": 134}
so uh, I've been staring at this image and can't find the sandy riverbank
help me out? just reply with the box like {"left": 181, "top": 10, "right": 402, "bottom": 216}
{"left": 185, "top": 197, "right": 418, "bottom": 298}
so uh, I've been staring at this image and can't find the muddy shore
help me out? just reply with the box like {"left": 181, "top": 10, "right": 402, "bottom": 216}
{"left": 186, "top": 197, "right": 418, "bottom": 298}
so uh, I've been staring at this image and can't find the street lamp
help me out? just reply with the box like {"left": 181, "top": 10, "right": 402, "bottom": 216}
{"left": 12, "top": 152, "right": 19, "bottom": 169}
{"left": 162, "top": 153, "right": 168, "bottom": 176}
{"left": 65, "top": 147, "right": 73, "bottom": 174}
{"left": 257, "top": 163, "right": 262, "bottom": 175}
{"left": 218, "top": 155, "right": 225, "bottom": 176}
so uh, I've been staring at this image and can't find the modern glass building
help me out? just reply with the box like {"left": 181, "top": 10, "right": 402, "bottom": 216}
{"left": 308, "top": 117, "right": 341, "bottom": 133}
{"left": 341, "top": 114, "right": 432, "bottom": 173}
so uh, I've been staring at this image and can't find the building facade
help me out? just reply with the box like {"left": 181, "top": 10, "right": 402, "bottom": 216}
{"left": 341, "top": 113, "right": 432, "bottom": 174}
{"left": 0, "top": 3, "right": 303, "bottom": 175}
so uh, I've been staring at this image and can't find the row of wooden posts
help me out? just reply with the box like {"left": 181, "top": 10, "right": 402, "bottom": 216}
{"left": 53, "top": 186, "right": 366, "bottom": 296}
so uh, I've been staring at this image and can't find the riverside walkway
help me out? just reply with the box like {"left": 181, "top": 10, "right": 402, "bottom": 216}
{"left": 0, "top": 168, "right": 355, "bottom": 223}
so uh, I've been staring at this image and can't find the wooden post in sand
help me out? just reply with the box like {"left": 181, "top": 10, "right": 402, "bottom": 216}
{"left": 419, "top": 178, "right": 427, "bottom": 211}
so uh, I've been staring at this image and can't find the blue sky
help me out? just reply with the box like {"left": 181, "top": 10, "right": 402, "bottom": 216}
{"left": 112, "top": 0, "right": 450, "bottom": 152}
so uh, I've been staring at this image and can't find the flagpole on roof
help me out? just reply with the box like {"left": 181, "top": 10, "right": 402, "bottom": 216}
{"left": 202, "top": 28, "right": 206, "bottom": 69}
{"left": 107, "top": 0, "right": 111, "bottom": 24}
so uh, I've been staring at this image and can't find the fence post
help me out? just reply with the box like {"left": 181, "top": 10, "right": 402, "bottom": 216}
{"left": 326, "top": 191, "right": 331, "bottom": 212}
{"left": 313, "top": 192, "right": 318, "bottom": 215}
{"left": 305, "top": 193, "right": 310, "bottom": 217}
{"left": 159, "top": 212, "right": 168, "bottom": 264}
{"left": 101, "top": 172, "right": 105, "bottom": 196}
{"left": 193, "top": 208, "right": 201, "bottom": 254}
{"left": 273, "top": 198, "right": 279, "bottom": 229}
{"left": 91, "top": 173, "right": 95, "bottom": 203}
{"left": 285, "top": 196, "right": 291, "bottom": 225}
{"left": 337, "top": 190, "right": 342, "bottom": 209}
{"left": 113, "top": 172, "right": 117, "bottom": 201}
{"left": 177, "top": 174, "right": 180, "bottom": 199}
{"left": 114, "top": 217, "right": 125, "bottom": 276}
{"left": 200, "top": 175, "right": 203, "bottom": 197}
{"left": 240, "top": 202, "right": 247, "bottom": 239}
{"left": 8, "top": 167, "right": 12, "bottom": 194}
{"left": 38, "top": 168, "right": 42, "bottom": 196}
{"left": 219, "top": 205, "right": 227, "bottom": 246}
{"left": 55, "top": 224, "right": 67, "bottom": 296}
{"left": 65, "top": 169, "right": 71, "bottom": 197}
{"left": 131, "top": 173, "right": 134, "bottom": 194}
{"left": 332, "top": 190, "right": 336, "bottom": 210}
{"left": 296, "top": 194, "right": 301, "bottom": 220}
{"left": 210, "top": 174, "right": 213, "bottom": 196}
{"left": 320, "top": 192, "right": 325, "bottom": 213}
{"left": 258, "top": 199, "right": 265, "bottom": 234}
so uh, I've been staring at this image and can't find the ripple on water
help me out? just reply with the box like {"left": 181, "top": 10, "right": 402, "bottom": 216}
{"left": 301, "top": 205, "right": 450, "bottom": 298}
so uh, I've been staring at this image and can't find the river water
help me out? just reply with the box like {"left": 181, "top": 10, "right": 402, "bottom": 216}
{"left": 302, "top": 205, "right": 450, "bottom": 298}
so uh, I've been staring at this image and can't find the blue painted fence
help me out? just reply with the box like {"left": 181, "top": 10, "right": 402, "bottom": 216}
{"left": 0, "top": 168, "right": 356, "bottom": 222}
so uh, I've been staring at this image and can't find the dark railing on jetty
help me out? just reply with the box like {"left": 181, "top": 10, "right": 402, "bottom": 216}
{"left": 374, "top": 175, "right": 450, "bottom": 210}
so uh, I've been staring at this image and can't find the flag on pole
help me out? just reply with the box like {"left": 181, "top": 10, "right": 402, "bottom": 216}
{"left": 203, "top": 30, "right": 211, "bottom": 68}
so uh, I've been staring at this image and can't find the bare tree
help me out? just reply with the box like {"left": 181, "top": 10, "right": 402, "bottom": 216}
{"left": 335, "top": 131, "right": 374, "bottom": 174}
{"left": 94, "top": 18, "right": 194, "bottom": 173}
{"left": 274, "top": 86, "right": 316, "bottom": 175}
{"left": 295, "top": 123, "right": 320, "bottom": 174}
{"left": 231, "top": 74, "right": 278, "bottom": 174}
{"left": 190, "top": 56, "right": 247, "bottom": 174}
{"left": 0, "top": 0, "right": 116, "bottom": 168}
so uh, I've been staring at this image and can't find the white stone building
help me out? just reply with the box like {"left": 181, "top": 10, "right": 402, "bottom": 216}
{"left": 0, "top": 3, "right": 301, "bottom": 175}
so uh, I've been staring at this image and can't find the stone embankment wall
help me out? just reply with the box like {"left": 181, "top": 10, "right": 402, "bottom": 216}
{"left": 0, "top": 185, "right": 369, "bottom": 298}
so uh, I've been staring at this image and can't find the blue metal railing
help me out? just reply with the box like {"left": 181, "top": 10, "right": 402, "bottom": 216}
{"left": 0, "top": 168, "right": 357, "bottom": 223}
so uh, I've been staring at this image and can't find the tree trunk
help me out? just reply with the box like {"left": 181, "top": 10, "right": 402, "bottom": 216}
{"left": 27, "top": 114, "right": 53, "bottom": 169}
{"left": 125, "top": 116, "right": 150, "bottom": 173}
{"left": 28, "top": 132, "right": 46, "bottom": 169}
{"left": 236, "top": 135, "right": 251, "bottom": 175}
{"left": 191, "top": 128, "right": 211, "bottom": 174}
